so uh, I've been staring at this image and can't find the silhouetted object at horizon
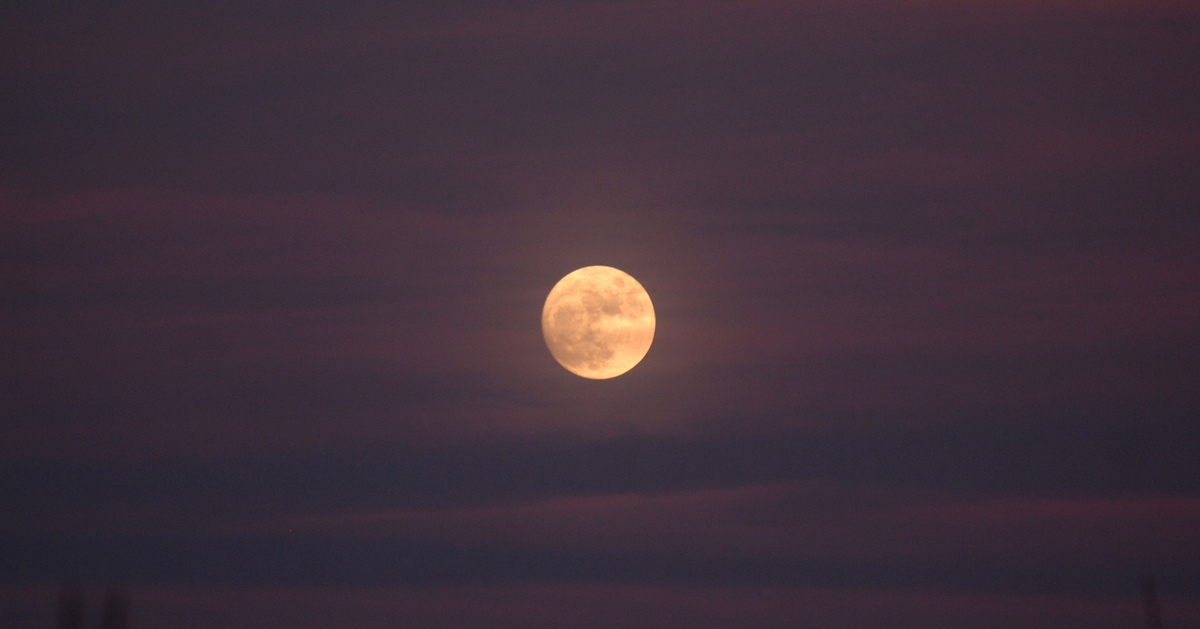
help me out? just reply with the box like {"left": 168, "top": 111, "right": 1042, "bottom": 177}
{"left": 101, "top": 587, "right": 130, "bottom": 629}
{"left": 56, "top": 585, "right": 83, "bottom": 629}
{"left": 1142, "top": 575, "right": 1164, "bottom": 629}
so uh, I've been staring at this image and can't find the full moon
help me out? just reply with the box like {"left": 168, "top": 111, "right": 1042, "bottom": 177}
{"left": 542, "top": 266, "right": 655, "bottom": 379}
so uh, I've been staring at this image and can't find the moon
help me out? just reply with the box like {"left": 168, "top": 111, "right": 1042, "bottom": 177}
{"left": 542, "top": 266, "right": 655, "bottom": 379}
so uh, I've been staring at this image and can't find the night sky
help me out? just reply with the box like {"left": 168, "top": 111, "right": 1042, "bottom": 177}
{"left": 3, "top": 1, "right": 1200, "bottom": 627}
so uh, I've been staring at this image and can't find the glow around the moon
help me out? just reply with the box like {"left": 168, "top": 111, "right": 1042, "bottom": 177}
{"left": 542, "top": 266, "right": 655, "bottom": 379}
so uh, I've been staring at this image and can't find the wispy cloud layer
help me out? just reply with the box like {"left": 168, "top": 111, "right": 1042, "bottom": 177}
{"left": 2, "top": 0, "right": 1197, "bottom": 625}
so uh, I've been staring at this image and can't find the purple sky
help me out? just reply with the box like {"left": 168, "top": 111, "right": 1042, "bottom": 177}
{"left": 3, "top": 1, "right": 1199, "bottom": 627}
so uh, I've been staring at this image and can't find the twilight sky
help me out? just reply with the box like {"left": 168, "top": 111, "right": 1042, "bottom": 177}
{"left": 2, "top": 1, "right": 1199, "bottom": 627}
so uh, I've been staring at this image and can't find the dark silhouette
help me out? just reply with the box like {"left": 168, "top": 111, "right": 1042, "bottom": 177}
{"left": 56, "top": 585, "right": 84, "bottom": 629}
{"left": 101, "top": 587, "right": 130, "bottom": 629}
{"left": 1142, "top": 575, "right": 1164, "bottom": 629}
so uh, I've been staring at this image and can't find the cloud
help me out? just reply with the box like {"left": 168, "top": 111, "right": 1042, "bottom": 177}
{"left": 3, "top": 479, "right": 1199, "bottom": 596}
{"left": 6, "top": 581, "right": 1195, "bottom": 629}
{"left": 4, "top": 414, "right": 1198, "bottom": 537}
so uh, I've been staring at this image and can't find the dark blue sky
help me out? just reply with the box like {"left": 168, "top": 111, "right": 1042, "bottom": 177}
{"left": 2, "top": 1, "right": 1199, "bottom": 627}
